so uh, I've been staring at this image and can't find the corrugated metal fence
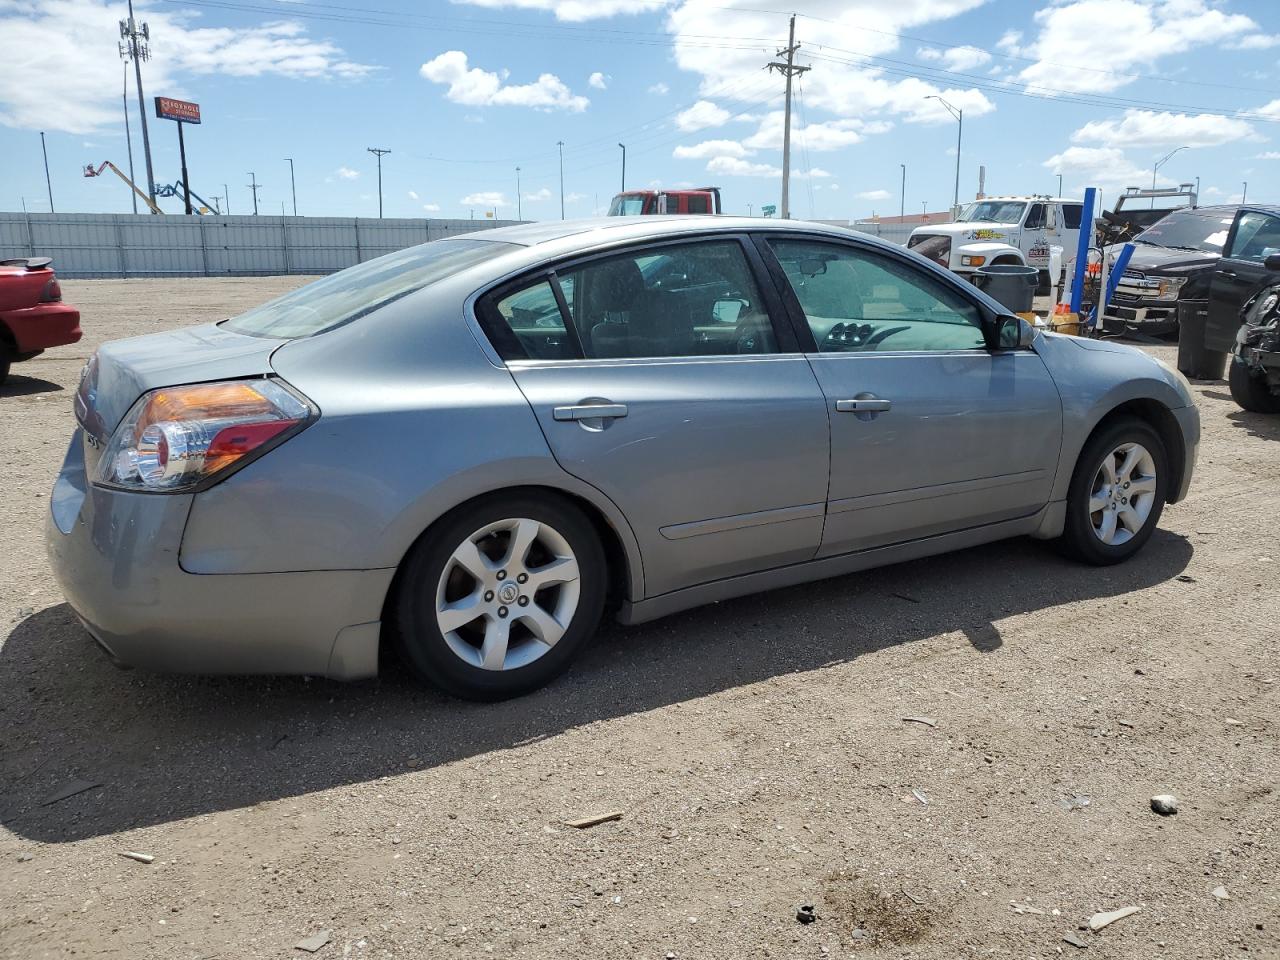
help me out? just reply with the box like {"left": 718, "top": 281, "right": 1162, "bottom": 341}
{"left": 848, "top": 221, "right": 944, "bottom": 246}
{"left": 0, "top": 212, "right": 524, "bottom": 279}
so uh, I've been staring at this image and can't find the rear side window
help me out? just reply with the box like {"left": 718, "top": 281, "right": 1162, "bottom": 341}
{"left": 1228, "top": 211, "right": 1280, "bottom": 261}
{"left": 1061, "top": 204, "right": 1083, "bottom": 229}
{"left": 222, "top": 239, "right": 514, "bottom": 339}
{"left": 490, "top": 280, "right": 576, "bottom": 360}
{"left": 686, "top": 194, "right": 709, "bottom": 214}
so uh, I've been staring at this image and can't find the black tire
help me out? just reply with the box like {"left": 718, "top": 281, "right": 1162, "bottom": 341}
{"left": 0, "top": 341, "right": 11, "bottom": 386}
{"left": 1059, "top": 416, "right": 1168, "bottom": 565}
{"left": 1228, "top": 358, "right": 1280, "bottom": 413}
{"left": 394, "top": 492, "right": 606, "bottom": 701}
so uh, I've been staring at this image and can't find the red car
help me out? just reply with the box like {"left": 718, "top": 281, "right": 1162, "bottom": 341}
{"left": 0, "top": 257, "right": 82, "bottom": 385}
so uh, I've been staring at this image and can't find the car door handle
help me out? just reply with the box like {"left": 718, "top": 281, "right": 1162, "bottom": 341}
{"left": 553, "top": 403, "right": 629, "bottom": 421}
{"left": 1220, "top": 269, "right": 1238, "bottom": 279}
{"left": 835, "top": 398, "right": 892, "bottom": 413}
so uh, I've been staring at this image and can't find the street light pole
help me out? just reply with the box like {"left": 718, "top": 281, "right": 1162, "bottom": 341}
{"left": 557, "top": 140, "right": 565, "bottom": 220}
{"left": 117, "top": 59, "right": 138, "bottom": 213}
{"left": 1057, "top": 173, "right": 1063, "bottom": 197}
{"left": 1243, "top": 181, "right": 1248, "bottom": 203}
{"left": 284, "top": 157, "right": 296, "bottom": 216}
{"left": 899, "top": 163, "right": 906, "bottom": 220}
{"left": 40, "top": 132, "right": 54, "bottom": 213}
{"left": 1152, "top": 145, "right": 1188, "bottom": 208}
{"left": 618, "top": 142, "right": 626, "bottom": 193}
{"left": 924, "top": 95, "right": 962, "bottom": 212}
{"left": 516, "top": 166, "right": 522, "bottom": 220}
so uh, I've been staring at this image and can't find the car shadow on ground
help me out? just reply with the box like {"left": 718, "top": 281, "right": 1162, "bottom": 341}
{"left": 0, "top": 373, "right": 63, "bottom": 397}
{"left": 1226, "top": 408, "right": 1280, "bottom": 441}
{"left": 0, "top": 530, "right": 1192, "bottom": 843}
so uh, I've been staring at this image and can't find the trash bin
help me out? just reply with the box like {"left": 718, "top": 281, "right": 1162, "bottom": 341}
{"left": 971, "top": 264, "right": 1039, "bottom": 313}
{"left": 1175, "top": 299, "right": 1229, "bottom": 380}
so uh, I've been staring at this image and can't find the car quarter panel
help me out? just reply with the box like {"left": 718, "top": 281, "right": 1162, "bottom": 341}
{"left": 178, "top": 277, "right": 646, "bottom": 600}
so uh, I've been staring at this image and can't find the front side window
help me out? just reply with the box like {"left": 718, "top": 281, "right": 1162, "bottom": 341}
{"left": 1024, "top": 203, "right": 1046, "bottom": 229}
{"left": 1228, "top": 211, "right": 1280, "bottom": 261}
{"left": 608, "top": 195, "right": 646, "bottom": 216}
{"left": 768, "top": 239, "right": 985, "bottom": 353}
{"left": 560, "top": 239, "right": 778, "bottom": 358}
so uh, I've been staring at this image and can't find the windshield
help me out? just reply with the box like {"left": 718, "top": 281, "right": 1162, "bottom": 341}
{"left": 1134, "top": 210, "right": 1235, "bottom": 253}
{"left": 608, "top": 195, "right": 647, "bottom": 216}
{"left": 222, "top": 239, "right": 516, "bottom": 338}
{"left": 957, "top": 201, "right": 1027, "bottom": 224}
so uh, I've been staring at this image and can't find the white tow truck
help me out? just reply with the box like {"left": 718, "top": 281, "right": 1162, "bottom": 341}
{"left": 906, "top": 195, "right": 1085, "bottom": 289}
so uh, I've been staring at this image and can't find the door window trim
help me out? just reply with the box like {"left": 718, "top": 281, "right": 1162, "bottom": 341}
{"left": 474, "top": 232, "right": 801, "bottom": 362}
{"left": 749, "top": 231, "right": 999, "bottom": 354}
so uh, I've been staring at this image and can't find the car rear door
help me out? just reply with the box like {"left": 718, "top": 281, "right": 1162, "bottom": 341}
{"left": 478, "top": 234, "right": 831, "bottom": 598}
{"left": 757, "top": 233, "right": 1062, "bottom": 557}
{"left": 1206, "top": 208, "right": 1280, "bottom": 352}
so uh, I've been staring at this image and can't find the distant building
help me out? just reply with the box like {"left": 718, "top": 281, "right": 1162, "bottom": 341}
{"left": 854, "top": 211, "right": 953, "bottom": 228}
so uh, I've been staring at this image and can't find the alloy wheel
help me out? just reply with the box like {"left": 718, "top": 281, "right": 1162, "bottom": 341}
{"left": 435, "top": 518, "right": 581, "bottom": 671}
{"left": 1088, "top": 442, "right": 1158, "bottom": 546}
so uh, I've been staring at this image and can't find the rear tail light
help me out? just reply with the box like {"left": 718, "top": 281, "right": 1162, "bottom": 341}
{"left": 40, "top": 277, "right": 62, "bottom": 302}
{"left": 95, "top": 379, "right": 313, "bottom": 492}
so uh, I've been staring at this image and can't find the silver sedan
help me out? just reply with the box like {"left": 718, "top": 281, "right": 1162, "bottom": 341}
{"left": 47, "top": 217, "right": 1199, "bottom": 699}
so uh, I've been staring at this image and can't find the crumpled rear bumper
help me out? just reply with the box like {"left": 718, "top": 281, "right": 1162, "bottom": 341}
{"left": 2, "top": 302, "right": 82, "bottom": 353}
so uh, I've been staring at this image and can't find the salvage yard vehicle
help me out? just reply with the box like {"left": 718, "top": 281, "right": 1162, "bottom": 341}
{"left": 1101, "top": 204, "right": 1239, "bottom": 337}
{"left": 906, "top": 195, "right": 1083, "bottom": 290}
{"left": 1201, "top": 205, "right": 1280, "bottom": 412}
{"left": 607, "top": 187, "right": 722, "bottom": 215}
{"left": 48, "top": 217, "right": 1199, "bottom": 700}
{"left": 0, "top": 257, "right": 82, "bottom": 385}
{"left": 1096, "top": 184, "right": 1199, "bottom": 248}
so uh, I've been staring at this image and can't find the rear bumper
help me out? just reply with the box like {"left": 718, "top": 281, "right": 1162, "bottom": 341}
{"left": 45, "top": 432, "right": 392, "bottom": 680}
{"left": 2, "top": 302, "right": 82, "bottom": 353}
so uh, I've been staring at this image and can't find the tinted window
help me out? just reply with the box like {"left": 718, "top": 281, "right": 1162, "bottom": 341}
{"left": 769, "top": 239, "right": 984, "bottom": 353}
{"left": 1061, "top": 204, "right": 1083, "bottom": 229}
{"left": 687, "top": 194, "right": 709, "bottom": 214}
{"left": 1024, "top": 204, "right": 1046, "bottom": 229}
{"left": 489, "top": 280, "right": 575, "bottom": 360}
{"left": 1228, "top": 211, "right": 1280, "bottom": 261}
{"left": 561, "top": 240, "right": 777, "bottom": 359}
{"left": 223, "top": 239, "right": 513, "bottom": 339}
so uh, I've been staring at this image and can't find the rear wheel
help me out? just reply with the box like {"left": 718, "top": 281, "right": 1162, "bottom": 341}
{"left": 1228, "top": 358, "right": 1280, "bottom": 413}
{"left": 0, "top": 341, "right": 11, "bottom": 386}
{"left": 1059, "top": 417, "right": 1167, "bottom": 565}
{"left": 394, "top": 493, "right": 606, "bottom": 700}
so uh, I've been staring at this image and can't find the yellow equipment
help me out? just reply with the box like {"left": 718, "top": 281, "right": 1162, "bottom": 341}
{"left": 84, "top": 162, "right": 164, "bottom": 215}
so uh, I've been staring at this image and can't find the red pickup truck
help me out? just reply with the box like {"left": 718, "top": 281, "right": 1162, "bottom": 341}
{"left": 0, "top": 257, "right": 82, "bottom": 385}
{"left": 608, "top": 187, "right": 723, "bottom": 216}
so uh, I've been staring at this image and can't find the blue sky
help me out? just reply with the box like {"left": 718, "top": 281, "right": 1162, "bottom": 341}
{"left": 1, "top": 0, "right": 1278, "bottom": 221}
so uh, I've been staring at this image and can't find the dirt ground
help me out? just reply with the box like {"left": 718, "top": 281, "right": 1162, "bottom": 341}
{"left": 1, "top": 277, "right": 1276, "bottom": 960}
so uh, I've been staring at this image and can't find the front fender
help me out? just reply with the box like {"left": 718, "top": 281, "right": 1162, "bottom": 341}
{"left": 955, "top": 240, "right": 1024, "bottom": 264}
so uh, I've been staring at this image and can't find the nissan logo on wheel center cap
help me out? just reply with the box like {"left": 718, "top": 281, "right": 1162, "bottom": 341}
{"left": 498, "top": 583, "right": 519, "bottom": 604}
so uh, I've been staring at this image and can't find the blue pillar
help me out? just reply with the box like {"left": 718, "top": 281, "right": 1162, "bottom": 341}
{"left": 1069, "top": 186, "right": 1097, "bottom": 314}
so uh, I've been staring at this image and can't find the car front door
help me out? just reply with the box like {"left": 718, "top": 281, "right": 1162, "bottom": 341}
{"left": 479, "top": 235, "right": 831, "bottom": 598}
{"left": 1206, "top": 209, "right": 1280, "bottom": 352}
{"left": 758, "top": 235, "right": 1063, "bottom": 557}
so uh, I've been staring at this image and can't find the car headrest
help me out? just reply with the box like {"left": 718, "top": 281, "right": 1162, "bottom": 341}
{"left": 591, "top": 258, "right": 645, "bottom": 312}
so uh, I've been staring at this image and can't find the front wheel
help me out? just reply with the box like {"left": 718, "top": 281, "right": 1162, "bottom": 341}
{"left": 394, "top": 493, "right": 606, "bottom": 700}
{"left": 0, "top": 342, "right": 11, "bottom": 386}
{"left": 1059, "top": 417, "right": 1168, "bottom": 565}
{"left": 1228, "top": 358, "right": 1280, "bottom": 413}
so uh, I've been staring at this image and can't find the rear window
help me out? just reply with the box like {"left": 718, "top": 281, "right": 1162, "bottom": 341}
{"left": 1135, "top": 210, "right": 1236, "bottom": 254}
{"left": 222, "top": 239, "right": 515, "bottom": 339}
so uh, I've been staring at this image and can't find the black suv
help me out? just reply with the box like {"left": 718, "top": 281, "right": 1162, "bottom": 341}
{"left": 1102, "top": 205, "right": 1240, "bottom": 337}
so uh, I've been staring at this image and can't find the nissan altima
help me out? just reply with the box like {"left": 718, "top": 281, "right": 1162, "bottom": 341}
{"left": 47, "top": 217, "right": 1199, "bottom": 699}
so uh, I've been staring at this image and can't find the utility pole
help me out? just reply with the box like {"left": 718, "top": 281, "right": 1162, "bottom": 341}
{"left": 618, "top": 142, "right": 626, "bottom": 193}
{"left": 117, "top": 59, "right": 138, "bottom": 213}
{"left": 1057, "top": 173, "right": 1063, "bottom": 197}
{"left": 367, "top": 147, "right": 390, "bottom": 217}
{"left": 557, "top": 140, "right": 565, "bottom": 220}
{"left": 1194, "top": 175, "right": 1200, "bottom": 201}
{"left": 924, "top": 95, "right": 962, "bottom": 213}
{"left": 224, "top": 183, "right": 230, "bottom": 215}
{"left": 120, "top": 1, "right": 156, "bottom": 211}
{"left": 516, "top": 166, "right": 522, "bottom": 220}
{"left": 767, "top": 14, "right": 810, "bottom": 220}
{"left": 284, "top": 158, "right": 296, "bottom": 216}
{"left": 247, "top": 172, "right": 260, "bottom": 215}
{"left": 38, "top": 131, "right": 53, "bottom": 212}
{"left": 1243, "top": 181, "right": 1248, "bottom": 203}
{"left": 899, "top": 164, "right": 906, "bottom": 220}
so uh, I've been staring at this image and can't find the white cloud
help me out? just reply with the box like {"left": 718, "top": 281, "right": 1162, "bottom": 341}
{"left": 706, "top": 156, "right": 781, "bottom": 177}
{"left": 454, "top": 0, "right": 666, "bottom": 21}
{"left": 1257, "top": 99, "right": 1280, "bottom": 120}
{"left": 673, "top": 139, "right": 749, "bottom": 160}
{"left": 1254, "top": 152, "right": 1280, "bottom": 160}
{"left": 676, "top": 99, "right": 732, "bottom": 132}
{"left": 1042, "top": 146, "right": 1152, "bottom": 190}
{"left": 421, "top": 51, "right": 589, "bottom": 112}
{"left": 1231, "top": 34, "right": 1280, "bottom": 50}
{"left": 0, "top": 0, "right": 375, "bottom": 134}
{"left": 423, "top": 203, "right": 441, "bottom": 212}
{"left": 1018, "top": 0, "right": 1258, "bottom": 95}
{"left": 858, "top": 189, "right": 892, "bottom": 200}
{"left": 524, "top": 187, "right": 553, "bottom": 201}
{"left": 336, "top": 167, "right": 360, "bottom": 181}
{"left": 806, "top": 168, "right": 832, "bottom": 178}
{"left": 461, "top": 191, "right": 510, "bottom": 208}
{"left": 995, "top": 29, "right": 1022, "bottom": 54}
{"left": 565, "top": 191, "right": 587, "bottom": 203}
{"left": 408, "top": 190, "right": 420, "bottom": 200}
{"left": 745, "top": 112, "right": 893, "bottom": 151}
{"left": 588, "top": 71, "right": 609, "bottom": 89}
{"left": 917, "top": 44, "right": 991, "bottom": 72}
{"left": 1073, "top": 110, "right": 1258, "bottom": 148}
{"left": 648, "top": 82, "right": 670, "bottom": 95}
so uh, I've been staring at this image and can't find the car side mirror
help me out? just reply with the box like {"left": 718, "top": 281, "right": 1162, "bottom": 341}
{"left": 984, "top": 314, "right": 1036, "bottom": 351}
{"left": 1265, "top": 253, "right": 1280, "bottom": 272}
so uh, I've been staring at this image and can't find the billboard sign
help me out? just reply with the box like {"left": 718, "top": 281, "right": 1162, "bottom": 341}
{"left": 154, "top": 97, "right": 201, "bottom": 124}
